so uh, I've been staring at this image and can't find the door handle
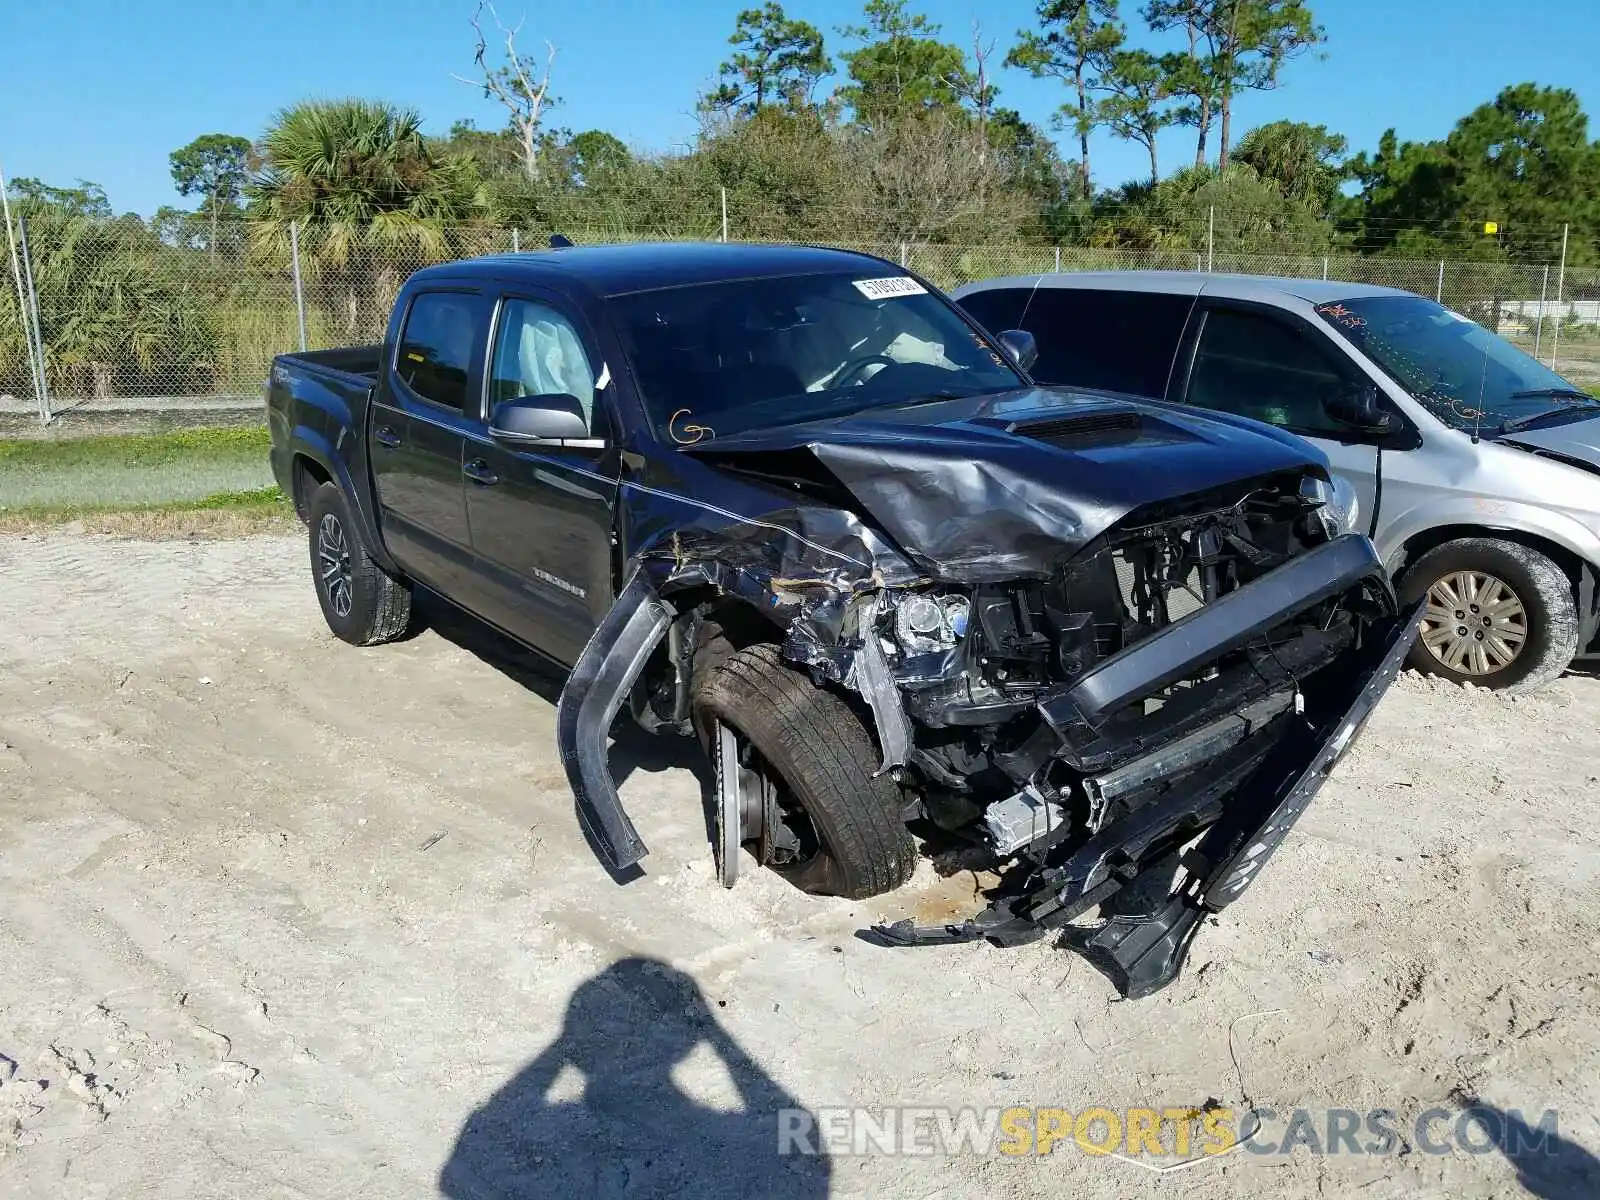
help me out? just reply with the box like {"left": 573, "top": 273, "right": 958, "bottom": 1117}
{"left": 463, "top": 459, "right": 500, "bottom": 486}
{"left": 374, "top": 425, "right": 402, "bottom": 448}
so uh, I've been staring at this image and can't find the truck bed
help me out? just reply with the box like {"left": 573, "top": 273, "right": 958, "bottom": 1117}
{"left": 276, "top": 345, "right": 382, "bottom": 386}
{"left": 266, "top": 345, "right": 383, "bottom": 528}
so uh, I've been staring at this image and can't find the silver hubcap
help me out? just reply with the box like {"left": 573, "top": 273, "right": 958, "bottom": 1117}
{"left": 1420, "top": 570, "right": 1527, "bottom": 676}
{"left": 317, "top": 513, "right": 354, "bottom": 619}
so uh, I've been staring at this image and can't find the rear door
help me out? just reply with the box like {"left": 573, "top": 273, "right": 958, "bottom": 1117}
{"left": 372, "top": 288, "right": 488, "bottom": 594}
{"left": 958, "top": 285, "right": 1195, "bottom": 399}
{"left": 1172, "top": 303, "right": 1393, "bottom": 524}
{"left": 462, "top": 287, "right": 622, "bottom": 666}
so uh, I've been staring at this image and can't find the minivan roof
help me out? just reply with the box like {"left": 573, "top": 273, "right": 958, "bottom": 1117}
{"left": 953, "top": 270, "right": 1417, "bottom": 306}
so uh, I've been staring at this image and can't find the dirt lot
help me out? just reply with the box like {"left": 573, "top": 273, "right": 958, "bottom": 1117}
{"left": 1, "top": 532, "right": 1597, "bottom": 1199}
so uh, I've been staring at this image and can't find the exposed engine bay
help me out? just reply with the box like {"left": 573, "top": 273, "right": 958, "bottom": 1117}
{"left": 557, "top": 410, "right": 1418, "bottom": 999}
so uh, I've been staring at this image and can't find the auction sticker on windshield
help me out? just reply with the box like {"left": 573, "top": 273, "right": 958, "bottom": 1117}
{"left": 853, "top": 276, "right": 927, "bottom": 299}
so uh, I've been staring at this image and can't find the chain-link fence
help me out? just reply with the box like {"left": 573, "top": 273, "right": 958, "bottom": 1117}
{"left": 4, "top": 211, "right": 1598, "bottom": 421}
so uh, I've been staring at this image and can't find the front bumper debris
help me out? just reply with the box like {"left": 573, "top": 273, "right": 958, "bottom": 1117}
{"left": 870, "top": 598, "right": 1420, "bottom": 998}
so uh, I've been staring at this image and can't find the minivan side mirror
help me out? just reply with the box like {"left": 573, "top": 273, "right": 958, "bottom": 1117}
{"left": 1322, "top": 382, "right": 1395, "bottom": 436}
{"left": 489, "top": 393, "right": 592, "bottom": 444}
{"left": 997, "top": 329, "right": 1039, "bottom": 373}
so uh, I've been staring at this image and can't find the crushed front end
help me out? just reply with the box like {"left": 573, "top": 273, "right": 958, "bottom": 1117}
{"left": 559, "top": 461, "right": 1418, "bottom": 999}
{"left": 865, "top": 475, "right": 1418, "bottom": 995}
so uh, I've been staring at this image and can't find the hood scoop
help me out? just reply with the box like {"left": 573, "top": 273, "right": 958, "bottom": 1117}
{"left": 1007, "top": 410, "right": 1144, "bottom": 447}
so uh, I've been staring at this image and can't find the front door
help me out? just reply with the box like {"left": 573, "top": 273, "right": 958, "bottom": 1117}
{"left": 1179, "top": 305, "right": 1389, "bottom": 529}
{"left": 463, "top": 292, "right": 621, "bottom": 665}
{"left": 371, "top": 289, "right": 487, "bottom": 594}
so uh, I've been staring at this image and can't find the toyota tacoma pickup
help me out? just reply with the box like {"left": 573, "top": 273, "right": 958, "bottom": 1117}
{"left": 267, "top": 242, "right": 1419, "bottom": 998}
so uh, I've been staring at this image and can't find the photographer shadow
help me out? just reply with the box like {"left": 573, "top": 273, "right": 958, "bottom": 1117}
{"left": 439, "top": 957, "right": 830, "bottom": 1199}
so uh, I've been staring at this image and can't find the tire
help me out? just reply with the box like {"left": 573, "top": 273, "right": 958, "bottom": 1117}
{"left": 1399, "top": 537, "right": 1577, "bottom": 693}
{"left": 306, "top": 482, "right": 414, "bottom": 646}
{"left": 693, "top": 643, "right": 917, "bottom": 899}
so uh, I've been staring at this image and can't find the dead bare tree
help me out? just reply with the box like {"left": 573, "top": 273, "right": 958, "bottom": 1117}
{"left": 451, "top": 1, "right": 557, "bottom": 182}
{"left": 961, "top": 22, "right": 998, "bottom": 165}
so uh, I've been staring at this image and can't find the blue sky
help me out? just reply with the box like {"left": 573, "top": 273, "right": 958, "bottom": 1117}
{"left": 3, "top": 0, "right": 1597, "bottom": 216}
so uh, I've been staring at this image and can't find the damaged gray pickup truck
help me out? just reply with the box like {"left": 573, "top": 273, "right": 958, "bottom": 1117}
{"left": 267, "top": 242, "right": 1420, "bottom": 998}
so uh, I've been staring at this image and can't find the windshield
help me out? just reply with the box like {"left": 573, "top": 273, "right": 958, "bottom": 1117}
{"left": 1314, "top": 294, "right": 1595, "bottom": 433}
{"left": 610, "top": 270, "right": 1024, "bottom": 442}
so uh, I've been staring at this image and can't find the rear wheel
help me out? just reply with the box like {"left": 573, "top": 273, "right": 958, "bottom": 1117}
{"left": 693, "top": 643, "right": 916, "bottom": 899}
{"left": 1400, "top": 538, "right": 1576, "bottom": 692}
{"left": 306, "top": 482, "right": 414, "bottom": 646}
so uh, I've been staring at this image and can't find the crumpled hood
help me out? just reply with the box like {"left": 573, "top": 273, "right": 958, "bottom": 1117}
{"left": 684, "top": 386, "right": 1324, "bottom": 580}
{"left": 1497, "top": 414, "right": 1600, "bottom": 473}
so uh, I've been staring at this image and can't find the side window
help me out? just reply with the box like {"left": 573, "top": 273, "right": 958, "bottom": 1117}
{"left": 967, "top": 288, "right": 1193, "bottom": 398}
{"left": 1187, "top": 309, "right": 1353, "bottom": 436}
{"left": 489, "top": 298, "right": 599, "bottom": 432}
{"left": 957, "top": 288, "right": 1029, "bottom": 336}
{"left": 396, "top": 292, "right": 478, "bottom": 410}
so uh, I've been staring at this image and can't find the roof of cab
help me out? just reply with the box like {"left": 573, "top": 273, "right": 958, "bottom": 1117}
{"left": 953, "top": 269, "right": 1417, "bottom": 306}
{"left": 408, "top": 241, "right": 900, "bottom": 297}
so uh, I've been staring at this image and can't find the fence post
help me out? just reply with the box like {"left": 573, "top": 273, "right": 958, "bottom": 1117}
{"left": 1322, "top": 255, "right": 1329, "bottom": 281}
{"left": 16, "top": 214, "right": 50, "bottom": 419}
{"left": 1195, "top": 253, "right": 1202, "bottom": 272}
{"left": 1206, "top": 206, "right": 1215, "bottom": 273}
{"left": 1435, "top": 261, "right": 1445, "bottom": 303}
{"left": 1550, "top": 224, "right": 1569, "bottom": 370}
{"left": 289, "top": 219, "right": 309, "bottom": 353}
{"left": 899, "top": 242, "right": 908, "bottom": 267}
{"left": 1534, "top": 264, "right": 1550, "bottom": 358}
{"left": 0, "top": 160, "right": 47, "bottom": 422}
{"left": 1054, "top": 246, "right": 1060, "bottom": 273}
{"left": 720, "top": 188, "right": 728, "bottom": 243}
{"left": 511, "top": 228, "right": 519, "bottom": 253}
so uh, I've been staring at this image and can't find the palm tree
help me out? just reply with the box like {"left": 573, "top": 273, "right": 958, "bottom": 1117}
{"left": 247, "top": 100, "right": 484, "bottom": 338}
{"left": 1, "top": 199, "right": 214, "bottom": 399}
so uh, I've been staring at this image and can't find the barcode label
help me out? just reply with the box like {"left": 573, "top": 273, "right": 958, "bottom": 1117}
{"left": 852, "top": 276, "right": 927, "bottom": 299}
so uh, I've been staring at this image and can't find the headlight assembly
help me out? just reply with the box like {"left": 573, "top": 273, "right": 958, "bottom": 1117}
{"left": 1301, "top": 474, "right": 1360, "bottom": 538}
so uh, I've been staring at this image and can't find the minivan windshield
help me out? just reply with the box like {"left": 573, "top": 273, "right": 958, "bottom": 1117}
{"left": 1314, "top": 294, "right": 1599, "bottom": 434}
{"left": 610, "top": 271, "right": 1024, "bottom": 442}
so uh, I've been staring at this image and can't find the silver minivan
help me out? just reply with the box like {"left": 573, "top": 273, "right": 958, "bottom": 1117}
{"left": 954, "top": 271, "right": 1600, "bottom": 691}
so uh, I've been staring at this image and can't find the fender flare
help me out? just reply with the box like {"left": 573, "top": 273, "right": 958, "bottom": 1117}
{"left": 556, "top": 569, "right": 674, "bottom": 871}
{"left": 286, "top": 426, "right": 399, "bottom": 576}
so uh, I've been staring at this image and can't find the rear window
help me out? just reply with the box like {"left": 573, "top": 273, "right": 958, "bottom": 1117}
{"left": 962, "top": 285, "right": 1194, "bottom": 399}
{"left": 396, "top": 292, "right": 477, "bottom": 410}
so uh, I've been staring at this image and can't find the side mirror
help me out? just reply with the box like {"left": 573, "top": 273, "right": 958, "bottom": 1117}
{"left": 1323, "top": 382, "right": 1395, "bottom": 436}
{"left": 489, "top": 393, "right": 591, "bottom": 445}
{"left": 997, "top": 329, "right": 1039, "bottom": 373}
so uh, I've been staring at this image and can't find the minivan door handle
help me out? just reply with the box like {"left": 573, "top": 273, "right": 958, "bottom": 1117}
{"left": 463, "top": 459, "right": 500, "bottom": 486}
{"left": 374, "top": 425, "right": 402, "bottom": 448}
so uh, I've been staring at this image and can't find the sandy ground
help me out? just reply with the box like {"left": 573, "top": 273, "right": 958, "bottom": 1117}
{"left": 1, "top": 532, "right": 1597, "bottom": 1200}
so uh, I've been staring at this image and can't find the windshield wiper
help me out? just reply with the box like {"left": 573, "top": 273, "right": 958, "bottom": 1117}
{"left": 1509, "top": 387, "right": 1596, "bottom": 402}
{"left": 1499, "top": 400, "right": 1600, "bottom": 434}
{"left": 892, "top": 385, "right": 1016, "bottom": 408}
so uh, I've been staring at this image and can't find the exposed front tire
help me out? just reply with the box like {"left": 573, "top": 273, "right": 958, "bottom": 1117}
{"left": 1400, "top": 537, "right": 1577, "bottom": 693}
{"left": 693, "top": 643, "right": 917, "bottom": 900}
{"left": 306, "top": 482, "right": 414, "bottom": 646}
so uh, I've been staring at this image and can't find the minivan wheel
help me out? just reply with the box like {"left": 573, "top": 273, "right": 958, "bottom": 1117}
{"left": 693, "top": 643, "right": 917, "bottom": 899}
{"left": 1400, "top": 538, "right": 1577, "bottom": 693}
{"left": 306, "top": 482, "right": 414, "bottom": 646}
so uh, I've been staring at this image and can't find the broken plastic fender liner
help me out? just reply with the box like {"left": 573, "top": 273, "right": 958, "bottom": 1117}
{"left": 556, "top": 569, "right": 673, "bottom": 870}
